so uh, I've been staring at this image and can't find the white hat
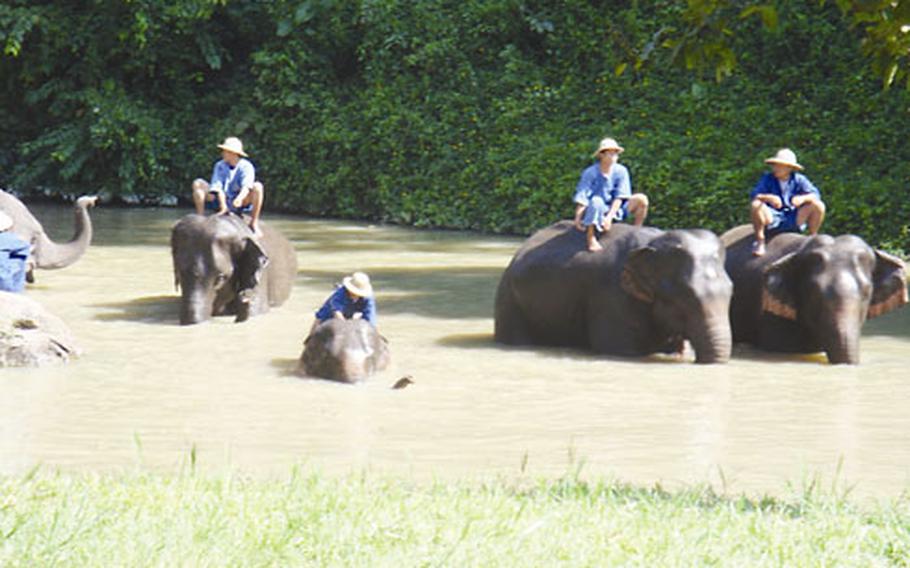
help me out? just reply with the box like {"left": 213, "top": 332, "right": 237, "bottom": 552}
{"left": 343, "top": 272, "right": 374, "bottom": 298}
{"left": 217, "top": 136, "right": 248, "bottom": 157}
{"left": 592, "top": 137, "right": 624, "bottom": 158}
{"left": 0, "top": 211, "right": 12, "bottom": 232}
{"left": 765, "top": 148, "right": 803, "bottom": 170}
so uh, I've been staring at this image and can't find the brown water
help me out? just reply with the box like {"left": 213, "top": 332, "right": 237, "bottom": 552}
{"left": 1, "top": 205, "right": 909, "bottom": 497}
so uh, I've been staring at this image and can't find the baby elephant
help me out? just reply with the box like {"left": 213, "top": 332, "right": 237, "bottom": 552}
{"left": 299, "top": 319, "right": 390, "bottom": 382}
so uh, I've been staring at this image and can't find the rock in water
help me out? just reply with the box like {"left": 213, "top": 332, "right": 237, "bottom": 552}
{"left": 0, "top": 291, "right": 80, "bottom": 367}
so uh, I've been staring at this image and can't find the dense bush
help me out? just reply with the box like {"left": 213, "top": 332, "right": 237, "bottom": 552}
{"left": 1, "top": 1, "right": 908, "bottom": 252}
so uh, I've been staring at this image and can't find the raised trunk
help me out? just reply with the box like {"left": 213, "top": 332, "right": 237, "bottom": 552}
{"left": 688, "top": 316, "right": 732, "bottom": 364}
{"left": 33, "top": 196, "right": 96, "bottom": 269}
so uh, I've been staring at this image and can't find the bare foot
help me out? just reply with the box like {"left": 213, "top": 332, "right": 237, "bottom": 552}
{"left": 587, "top": 240, "right": 603, "bottom": 252}
{"left": 751, "top": 240, "right": 766, "bottom": 257}
{"left": 250, "top": 223, "right": 262, "bottom": 237}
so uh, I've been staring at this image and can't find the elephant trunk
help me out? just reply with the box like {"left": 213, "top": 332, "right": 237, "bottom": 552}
{"left": 33, "top": 196, "right": 96, "bottom": 269}
{"left": 687, "top": 313, "right": 732, "bottom": 364}
{"left": 180, "top": 287, "right": 212, "bottom": 326}
{"left": 823, "top": 326, "right": 861, "bottom": 365}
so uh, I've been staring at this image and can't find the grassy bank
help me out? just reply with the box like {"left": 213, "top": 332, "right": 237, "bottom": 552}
{"left": 1, "top": 469, "right": 909, "bottom": 566}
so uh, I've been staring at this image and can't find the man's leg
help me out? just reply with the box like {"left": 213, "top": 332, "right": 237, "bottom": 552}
{"left": 627, "top": 193, "right": 649, "bottom": 226}
{"left": 750, "top": 199, "right": 773, "bottom": 256}
{"left": 236, "top": 182, "right": 265, "bottom": 233}
{"left": 796, "top": 199, "right": 826, "bottom": 236}
{"left": 583, "top": 197, "right": 606, "bottom": 252}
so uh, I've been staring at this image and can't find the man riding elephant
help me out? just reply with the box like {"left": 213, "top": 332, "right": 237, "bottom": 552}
{"left": 573, "top": 137, "right": 649, "bottom": 252}
{"left": 191, "top": 137, "right": 264, "bottom": 235}
{"left": 749, "top": 148, "right": 826, "bottom": 256}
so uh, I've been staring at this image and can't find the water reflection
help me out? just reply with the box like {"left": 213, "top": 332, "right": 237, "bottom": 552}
{"left": 0, "top": 205, "right": 909, "bottom": 499}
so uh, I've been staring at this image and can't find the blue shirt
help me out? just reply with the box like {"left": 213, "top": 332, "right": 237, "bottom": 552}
{"left": 0, "top": 232, "right": 30, "bottom": 293}
{"left": 750, "top": 172, "right": 820, "bottom": 210}
{"left": 315, "top": 286, "right": 377, "bottom": 326}
{"left": 573, "top": 163, "right": 632, "bottom": 206}
{"left": 209, "top": 158, "right": 256, "bottom": 211}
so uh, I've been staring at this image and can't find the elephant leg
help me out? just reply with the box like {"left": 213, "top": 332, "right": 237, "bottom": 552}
{"left": 494, "top": 282, "right": 533, "bottom": 345}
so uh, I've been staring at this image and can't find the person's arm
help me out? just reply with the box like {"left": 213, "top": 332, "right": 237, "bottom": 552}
{"left": 315, "top": 287, "right": 345, "bottom": 322}
{"left": 231, "top": 161, "right": 256, "bottom": 208}
{"left": 791, "top": 175, "right": 821, "bottom": 207}
{"left": 362, "top": 297, "right": 377, "bottom": 326}
{"left": 573, "top": 168, "right": 593, "bottom": 230}
{"left": 749, "top": 175, "right": 783, "bottom": 209}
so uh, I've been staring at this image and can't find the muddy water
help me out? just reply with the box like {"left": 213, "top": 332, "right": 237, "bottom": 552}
{"left": 1, "top": 205, "right": 910, "bottom": 497}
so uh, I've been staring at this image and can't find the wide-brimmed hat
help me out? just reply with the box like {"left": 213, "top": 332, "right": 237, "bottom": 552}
{"left": 592, "top": 137, "right": 624, "bottom": 158}
{"left": 343, "top": 272, "right": 374, "bottom": 298}
{"left": 217, "top": 136, "right": 248, "bottom": 157}
{"left": 0, "top": 211, "right": 12, "bottom": 232}
{"left": 765, "top": 148, "right": 803, "bottom": 170}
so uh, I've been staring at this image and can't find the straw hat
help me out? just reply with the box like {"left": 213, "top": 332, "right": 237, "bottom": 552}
{"left": 217, "top": 136, "right": 248, "bottom": 157}
{"left": 0, "top": 211, "right": 12, "bottom": 232}
{"left": 764, "top": 148, "right": 803, "bottom": 171}
{"left": 592, "top": 137, "right": 624, "bottom": 158}
{"left": 343, "top": 272, "right": 374, "bottom": 298}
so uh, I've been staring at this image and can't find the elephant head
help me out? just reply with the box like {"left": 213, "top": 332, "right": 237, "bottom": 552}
{"left": 300, "top": 319, "right": 390, "bottom": 382}
{"left": 621, "top": 230, "right": 733, "bottom": 363}
{"left": 0, "top": 190, "right": 97, "bottom": 278}
{"left": 171, "top": 214, "right": 269, "bottom": 325}
{"left": 760, "top": 234, "right": 907, "bottom": 364}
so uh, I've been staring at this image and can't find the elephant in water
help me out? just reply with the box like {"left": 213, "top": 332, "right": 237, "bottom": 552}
{"left": 495, "top": 221, "right": 733, "bottom": 363}
{"left": 0, "top": 189, "right": 97, "bottom": 280}
{"left": 170, "top": 213, "right": 297, "bottom": 325}
{"left": 299, "top": 319, "right": 390, "bottom": 382}
{"left": 722, "top": 225, "right": 908, "bottom": 364}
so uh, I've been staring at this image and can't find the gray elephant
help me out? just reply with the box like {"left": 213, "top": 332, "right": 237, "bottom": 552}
{"left": 170, "top": 213, "right": 297, "bottom": 325}
{"left": 722, "top": 225, "right": 908, "bottom": 364}
{"left": 0, "top": 291, "right": 81, "bottom": 367}
{"left": 495, "top": 221, "right": 733, "bottom": 363}
{"left": 299, "top": 318, "right": 390, "bottom": 382}
{"left": 0, "top": 189, "right": 96, "bottom": 280}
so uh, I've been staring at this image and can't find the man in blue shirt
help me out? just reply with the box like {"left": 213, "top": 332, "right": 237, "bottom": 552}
{"left": 191, "top": 137, "right": 265, "bottom": 235}
{"left": 573, "top": 137, "right": 649, "bottom": 252}
{"left": 0, "top": 211, "right": 30, "bottom": 293}
{"left": 749, "top": 148, "right": 826, "bottom": 256}
{"left": 311, "top": 272, "right": 377, "bottom": 334}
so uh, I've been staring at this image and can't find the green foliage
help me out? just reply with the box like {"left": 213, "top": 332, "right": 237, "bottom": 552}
{"left": 1, "top": 0, "right": 909, "bottom": 252}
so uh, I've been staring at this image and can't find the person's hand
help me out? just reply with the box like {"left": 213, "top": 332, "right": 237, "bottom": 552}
{"left": 333, "top": 311, "right": 345, "bottom": 320}
{"left": 765, "top": 195, "right": 783, "bottom": 209}
{"left": 352, "top": 312, "right": 363, "bottom": 320}
{"left": 232, "top": 196, "right": 243, "bottom": 208}
{"left": 791, "top": 194, "right": 810, "bottom": 208}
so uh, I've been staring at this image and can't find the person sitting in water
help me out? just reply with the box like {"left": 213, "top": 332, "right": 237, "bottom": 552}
{"left": 749, "top": 148, "right": 826, "bottom": 256}
{"left": 573, "top": 137, "right": 649, "bottom": 252}
{"left": 0, "top": 211, "right": 30, "bottom": 293}
{"left": 311, "top": 272, "right": 377, "bottom": 334}
{"left": 191, "top": 136, "right": 264, "bottom": 235}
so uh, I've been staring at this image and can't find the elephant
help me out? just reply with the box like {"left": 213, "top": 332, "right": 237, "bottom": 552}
{"left": 0, "top": 189, "right": 97, "bottom": 280}
{"left": 170, "top": 213, "right": 297, "bottom": 325}
{"left": 495, "top": 221, "right": 733, "bottom": 363}
{"left": 0, "top": 291, "right": 81, "bottom": 367}
{"left": 722, "top": 224, "right": 908, "bottom": 364}
{"left": 299, "top": 318, "right": 390, "bottom": 382}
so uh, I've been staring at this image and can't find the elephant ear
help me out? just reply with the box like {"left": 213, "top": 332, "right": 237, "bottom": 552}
{"left": 868, "top": 249, "right": 909, "bottom": 319}
{"left": 621, "top": 246, "right": 657, "bottom": 303}
{"left": 235, "top": 238, "right": 270, "bottom": 293}
{"left": 761, "top": 252, "right": 799, "bottom": 320}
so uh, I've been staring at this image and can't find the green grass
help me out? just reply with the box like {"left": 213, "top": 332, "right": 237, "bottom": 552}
{"left": 1, "top": 467, "right": 909, "bottom": 567}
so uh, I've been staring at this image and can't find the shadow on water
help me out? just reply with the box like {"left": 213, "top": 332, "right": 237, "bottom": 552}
{"left": 435, "top": 332, "right": 692, "bottom": 365}
{"left": 93, "top": 295, "right": 179, "bottom": 325}
{"left": 299, "top": 266, "right": 504, "bottom": 319}
{"left": 270, "top": 357, "right": 301, "bottom": 378}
